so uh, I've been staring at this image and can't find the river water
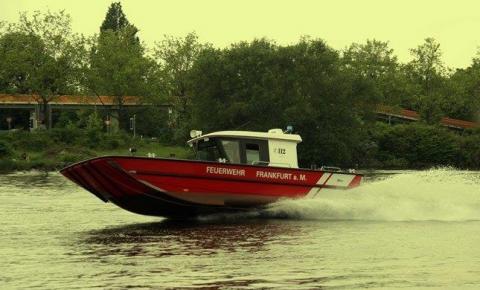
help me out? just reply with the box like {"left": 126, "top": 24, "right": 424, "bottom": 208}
{"left": 1, "top": 169, "right": 480, "bottom": 289}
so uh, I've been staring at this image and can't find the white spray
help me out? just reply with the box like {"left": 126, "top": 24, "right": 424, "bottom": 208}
{"left": 263, "top": 168, "right": 480, "bottom": 221}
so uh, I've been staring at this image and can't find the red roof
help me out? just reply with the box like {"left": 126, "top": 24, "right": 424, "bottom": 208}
{"left": 377, "top": 105, "right": 478, "bottom": 129}
{"left": 0, "top": 94, "right": 140, "bottom": 105}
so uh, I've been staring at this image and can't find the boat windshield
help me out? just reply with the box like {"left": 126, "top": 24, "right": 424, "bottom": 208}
{"left": 196, "top": 139, "right": 222, "bottom": 161}
{"left": 195, "top": 138, "right": 242, "bottom": 163}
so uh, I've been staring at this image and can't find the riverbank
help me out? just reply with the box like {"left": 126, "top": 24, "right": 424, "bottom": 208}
{"left": 0, "top": 130, "right": 190, "bottom": 173}
{"left": 1, "top": 124, "right": 480, "bottom": 173}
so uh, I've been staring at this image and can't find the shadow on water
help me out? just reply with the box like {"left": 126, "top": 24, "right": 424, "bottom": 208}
{"left": 79, "top": 218, "right": 305, "bottom": 258}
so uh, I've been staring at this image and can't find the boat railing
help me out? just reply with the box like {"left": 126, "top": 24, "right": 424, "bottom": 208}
{"left": 252, "top": 161, "right": 291, "bottom": 167}
{"left": 320, "top": 166, "right": 342, "bottom": 172}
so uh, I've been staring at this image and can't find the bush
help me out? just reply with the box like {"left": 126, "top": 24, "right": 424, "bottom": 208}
{"left": 97, "top": 131, "right": 132, "bottom": 149}
{"left": 382, "top": 157, "right": 409, "bottom": 169}
{"left": 0, "top": 140, "right": 12, "bottom": 158}
{"left": 374, "top": 123, "right": 461, "bottom": 168}
{"left": 10, "top": 131, "right": 54, "bottom": 152}
{"left": 134, "top": 106, "right": 173, "bottom": 141}
{"left": 0, "top": 159, "right": 17, "bottom": 172}
{"left": 48, "top": 127, "right": 83, "bottom": 145}
{"left": 59, "top": 150, "right": 94, "bottom": 165}
{"left": 458, "top": 130, "right": 480, "bottom": 168}
{"left": 102, "top": 136, "right": 121, "bottom": 149}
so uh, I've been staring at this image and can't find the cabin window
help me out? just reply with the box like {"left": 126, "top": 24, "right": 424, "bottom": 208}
{"left": 220, "top": 140, "right": 241, "bottom": 164}
{"left": 195, "top": 137, "right": 269, "bottom": 165}
{"left": 245, "top": 143, "right": 260, "bottom": 165}
{"left": 196, "top": 139, "right": 221, "bottom": 161}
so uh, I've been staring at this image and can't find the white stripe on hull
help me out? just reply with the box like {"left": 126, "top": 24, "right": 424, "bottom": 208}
{"left": 306, "top": 172, "right": 332, "bottom": 198}
{"left": 325, "top": 173, "right": 356, "bottom": 187}
{"left": 306, "top": 172, "right": 357, "bottom": 198}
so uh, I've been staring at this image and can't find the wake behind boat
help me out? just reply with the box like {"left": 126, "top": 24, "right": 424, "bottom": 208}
{"left": 61, "top": 128, "right": 362, "bottom": 218}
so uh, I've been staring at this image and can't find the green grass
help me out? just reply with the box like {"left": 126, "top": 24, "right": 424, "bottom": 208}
{"left": 96, "top": 142, "right": 192, "bottom": 159}
{"left": 0, "top": 133, "right": 191, "bottom": 173}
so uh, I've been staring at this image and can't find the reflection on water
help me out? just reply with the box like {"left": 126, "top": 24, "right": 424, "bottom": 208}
{"left": 75, "top": 219, "right": 316, "bottom": 289}
{"left": 2, "top": 170, "right": 480, "bottom": 289}
{"left": 81, "top": 219, "right": 303, "bottom": 258}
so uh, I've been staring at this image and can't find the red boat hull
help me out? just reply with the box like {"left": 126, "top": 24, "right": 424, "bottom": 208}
{"left": 60, "top": 156, "right": 362, "bottom": 218}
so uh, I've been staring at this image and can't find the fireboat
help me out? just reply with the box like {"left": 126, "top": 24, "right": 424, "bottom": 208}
{"left": 61, "top": 128, "right": 362, "bottom": 218}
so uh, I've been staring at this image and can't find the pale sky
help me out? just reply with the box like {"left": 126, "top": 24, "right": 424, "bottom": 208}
{"left": 1, "top": 0, "right": 480, "bottom": 69}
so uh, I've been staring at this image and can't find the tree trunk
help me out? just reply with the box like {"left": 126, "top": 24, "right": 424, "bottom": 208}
{"left": 39, "top": 98, "right": 50, "bottom": 130}
{"left": 115, "top": 95, "right": 129, "bottom": 131}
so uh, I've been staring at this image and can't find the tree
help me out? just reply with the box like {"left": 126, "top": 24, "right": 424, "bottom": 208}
{"left": 0, "top": 21, "right": 6, "bottom": 37}
{"left": 85, "top": 4, "right": 155, "bottom": 130}
{"left": 343, "top": 39, "right": 398, "bottom": 79}
{"left": 5, "top": 10, "right": 86, "bottom": 128}
{"left": 153, "top": 32, "right": 209, "bottom": 140}
{"left": 100, "top": 2, "right": 139, "bottom": 44}
{"left": 189, "top": 38, "right": 287, "bottom": 133}
{"left": 188, "top": 38, "right": 378, "bottom": 167}
{"left": 408, "top": 38, "right": 447, "bottom": 95}
{"left": 283, "top": 38, "right": 377, "bottom": 167}
{"left": 0, "top": 32, "right": 45, "bottom": 94}
{"left": 101, "top": 2, "right": 136, "bottom": 33}
{"left": 446, "top": 55, "right": 480, "bottom": 121}
{"left": 406, "top": 38, "right": 448, "bottom": 124}
{"left": 343, "top": 39, "right": 407, "bottom": 106}
{"left": 87, "top": 26, "right": 155, "bottom": 130}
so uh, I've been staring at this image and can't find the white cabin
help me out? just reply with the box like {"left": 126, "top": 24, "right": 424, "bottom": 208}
{"left": 187, "top": 128, "right": 302, "bottom": 168}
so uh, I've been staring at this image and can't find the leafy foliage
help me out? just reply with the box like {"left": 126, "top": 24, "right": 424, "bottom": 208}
{"left": 0, "top": 140, "right": 12, "bottom": 158}
{"left": 153, "top": 32, "right": 209, "bottom": 141}
{"left": 374, "top": 123, "right": 461, "bottom": 168}
{"left": 86, "top": 28, "right": 155, "bottom": 129}
{"left": 100, "top": 2, "right": 137, "bottom": 36}
{"left": 404, "top": 38, "right": 449, "bottom": 124}
{"left": 0, "top": 32, "right": 46, "bottom": 93}
{"left": 343, "top": 39, "right": 404, "bottom": 105}
{"left": 187, "top": 38, "right": 379, "bottom": 167}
